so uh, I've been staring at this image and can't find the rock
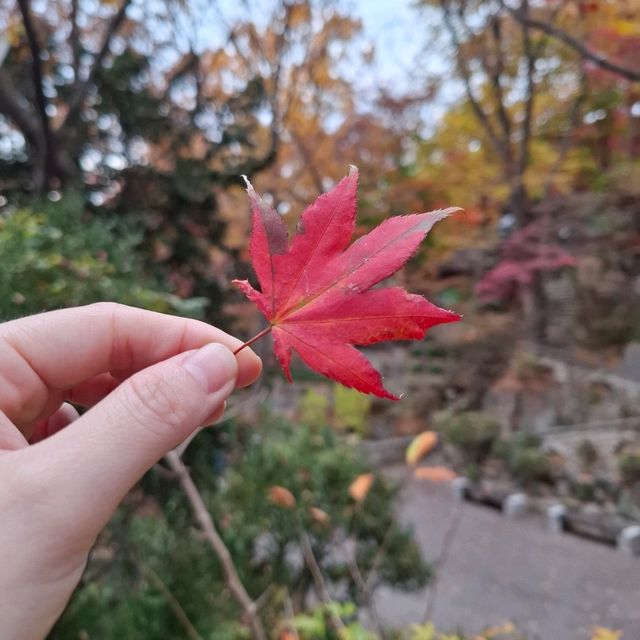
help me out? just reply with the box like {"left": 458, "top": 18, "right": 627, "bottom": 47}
{"left": 619, "top": 342, "right": 640, "bottom": 383}
{"left": 452, "top": 477, "right": 471, "bottom": 501}
{"left": 547, "top": 504, "right": 567, "bottom": 534}
{"left": 502, "top": 492, "right": 529, "bottom": 518}
{"left": 617, "top": 525, "right": 640, "bottom": 557}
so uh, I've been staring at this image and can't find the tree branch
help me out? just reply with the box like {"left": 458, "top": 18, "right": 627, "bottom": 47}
{"left": 487, "top": 15, "right": 513, "bottom": 148}
{"left": 61, "top": 0, "right": 132, "bottom": 128}
{"left": 348, "top": 559, "right": 386, "bottom": 638}
{"left": 296, "top": 521, "right": 346, "bottom": 633}
{"left": 439, "top": 0, "right": 510, "bottom": 165}
{"left": 517, "top": 0, "right": 536, "bottom": 181}
{"left": 502, "top": 0, "right": 640, "bottom": 82}
{"left": 164, "top": 451, "right": 267, "bottom": 640}
{"left": 69, "top": 0, "right": 81, "bottom": 82}
{"left": 16, "top": 0, "right": 57, "bottom": 188}
{"left": 543, "top": 71, "right": 588, "bottom": 197}
{"left": 0, "top": 69, "right": 41, "bottom": 148}
{"left": 135, "top": 558, "right": 203, "bottom": 640}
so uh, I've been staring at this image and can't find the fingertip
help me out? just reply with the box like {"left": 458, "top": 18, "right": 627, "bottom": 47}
{"left": 182, "top": 343, "right": 238, "bottom": 393}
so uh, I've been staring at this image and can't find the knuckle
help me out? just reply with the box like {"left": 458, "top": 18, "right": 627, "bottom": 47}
{"left": 0, "top": 338, "right": 48, "bottom": 426}
{"left": 87, "top": 301, "right": 124, "bottom": 314}
{"left": 86, "top": 301, "right": 125, "bottom": 316}
{"left": 126, "top": 370, "right": 192, "bottom": 434}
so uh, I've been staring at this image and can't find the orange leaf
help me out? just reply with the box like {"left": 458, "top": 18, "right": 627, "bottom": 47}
{"left": 309, "top": 506, "right": 330, "bottom": 524}
{"left": 481, "top": 621, "right": 516, "bottom": 637}
{"left": 348, "top": 473, "right": 374, "bottom": 502}
{"left": 406, "top": 431, "right": 438, "bottom": 465}
{"left": 268, "top": 485, "right": 296, "bottom": 509}
{"left": 414, "top": 466, "right": 457, "bottom": 483}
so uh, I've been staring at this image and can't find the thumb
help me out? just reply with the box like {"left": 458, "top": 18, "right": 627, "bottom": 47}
{"left": 26, "top": 342, "right": 238, "bottom": 533}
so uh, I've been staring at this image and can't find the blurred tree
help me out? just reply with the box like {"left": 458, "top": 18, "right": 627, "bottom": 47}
{"left": 415, "top": 0, "right": 640, "bottom": 227}
{"left": 0, "top": 0, "right": 388, "bottom": 322}
{"left": 0, "top": 192, "right": 205, "bottom": 320}
{"left": 418, "top": 0, "right": 549, "bottom": 225}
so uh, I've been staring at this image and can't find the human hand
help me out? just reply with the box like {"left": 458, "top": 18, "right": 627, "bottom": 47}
{"left": 0, "top": 303, "right": 262, "bottom": 640}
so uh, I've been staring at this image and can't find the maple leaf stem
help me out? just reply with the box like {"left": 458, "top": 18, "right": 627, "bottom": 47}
{"left": 233, "top": 325, "right": 273, "bottom": 355}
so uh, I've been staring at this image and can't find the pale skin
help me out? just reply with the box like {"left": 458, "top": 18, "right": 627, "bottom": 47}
{"left": 0, "top": 303, "right": 262, "bottom": 640}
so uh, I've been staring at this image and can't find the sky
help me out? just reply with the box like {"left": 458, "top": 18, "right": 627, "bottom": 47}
{"left": 350, "top": 0, "right": 427, "bottom": 87}
{"left": 347, "top": 0, "right": 458, "bottom": 128}
{"left": 191, "top": 0, "right": 455, "bottom": 125}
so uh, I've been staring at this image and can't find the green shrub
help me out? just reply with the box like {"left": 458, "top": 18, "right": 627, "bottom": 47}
{"left": 493, "top": 432, "right": 551, "bottom": 487}
{"left": 507, "top": 446, "right": 552, "bottom": 486}
{"left": 298, "top": 388, "right": 330, "bottom": 426}
{"left": 0, "top": 192, "right": 205, "bottom": 320}
{"left": 576, "top": 438, "right": 599, "bottom": 470}
{"left": 333, "top": 385, "right": 372, "bottom": 435}
{"left": 619, "top": 452, "right": 640, "bottom": 486}
{"left": 440, "top": 412, "right": 502, "bottom": 465}
{"left": 51, "top": 416, "right": 429, "bottom": 639}
{"left": 509, "top": 432, "right": 542, "bottom": 450}
{"left": 571, "top": 478, "right": 597, "bottom": 503}
{"left": 287, "top": 602, "right": 376, "bottom": 639}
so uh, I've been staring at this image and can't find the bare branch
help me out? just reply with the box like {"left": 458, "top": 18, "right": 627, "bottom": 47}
{"left": 297, "top": 521, "right": 346, "bottom": 632}
{"left": 0, "top": 69, "right": 41, "bottom": 148}
{"left": 164, "top": 451, "right": 267, "bottom": 640}
{"left": 61, "top": 0, "right": 132, "bottom": 128}
{"left": 348, "top": 559, "right": 386, "bottom": 638}
{"left": 135, "top": 558, "right": 203, "bottom": 640}
{"left": 283, "top": 591, "right": 301, "bottom": 639}
{"left": 439, "top": 0, "right": 510, "bottom": 165}
{"left": 290, "top": 129, "right": 324, "bottom": 193}
{"left": 502, "top": 0, "right": 640, "bottom": 82}
{"left": 543, "top": 72, "right": 588, "bottom": 197}
{"left": 487, "top": 15, "right": 513, "bottom": 148}
{"left": 69, "top": 0, "right": 81, "bottom": 82}
{"left": 16, "top": 0, "right": 57, "bottom": 188}
{"left": 517, "top": 0, "right": 536, "bottom": 179}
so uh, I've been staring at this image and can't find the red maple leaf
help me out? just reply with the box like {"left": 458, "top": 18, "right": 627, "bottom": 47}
{"left": 233, "top": 166, "right": 460, "bottom": 400}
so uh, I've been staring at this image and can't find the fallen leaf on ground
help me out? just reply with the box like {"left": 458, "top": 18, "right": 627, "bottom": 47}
{"left": 348, "top": 473, "right": 374, "bottom": 502}
{"left": 268, "top": 486, "right": 296, "bottom": 509}
{"left": 414, "top": 466, "right": 457, "bottom": 483}
{"left": 406, "top": 430, "right": 438, "bottom": 465}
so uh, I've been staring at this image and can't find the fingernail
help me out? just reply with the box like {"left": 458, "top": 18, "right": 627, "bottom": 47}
{"left": 182, "top": 343, "right": 238, "bottom": 394}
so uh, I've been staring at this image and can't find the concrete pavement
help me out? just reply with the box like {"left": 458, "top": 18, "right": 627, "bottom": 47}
{"left": 371, "top": 468, "right": 640, "bottom": 639}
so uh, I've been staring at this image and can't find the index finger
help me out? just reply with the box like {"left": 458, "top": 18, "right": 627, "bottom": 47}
{"left": 0, "top": 303, "right": 262, "bottom": 429}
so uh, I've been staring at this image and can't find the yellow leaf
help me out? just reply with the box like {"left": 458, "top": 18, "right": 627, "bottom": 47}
{"left": 406, "top": 431, "right": 438, "bottom": 465}
{"left": 591, "top": 627, "right": 622, "bottom": 640}
{"left": 414, "top": 466, "right": 457, "bottom": 483}
{"left": 348, "top": 473, "right": 374, "bottom": 502}
{"left": 268, "top": 485, "right": 296, "bottom": 509}
{"left": 612, "top": 19, "right": 640, "bottom": 37}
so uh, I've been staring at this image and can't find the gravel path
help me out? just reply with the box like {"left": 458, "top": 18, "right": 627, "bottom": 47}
{"left": 371, "top": 467, "right": 640, "bottom": 639}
